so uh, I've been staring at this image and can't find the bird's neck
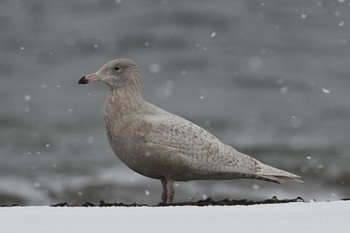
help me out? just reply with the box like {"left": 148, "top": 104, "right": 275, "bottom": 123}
{"left": 105, "top": 86, "right": 145, "bottom": 119}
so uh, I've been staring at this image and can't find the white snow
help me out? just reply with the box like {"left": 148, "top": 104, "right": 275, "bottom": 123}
{"left": 1, "top": 201, "right": 349, "bottom": 233}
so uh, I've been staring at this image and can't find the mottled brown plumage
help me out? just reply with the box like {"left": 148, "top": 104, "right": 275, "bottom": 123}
{"left": 79, "top": 58, "right": 302, "bottom": 203}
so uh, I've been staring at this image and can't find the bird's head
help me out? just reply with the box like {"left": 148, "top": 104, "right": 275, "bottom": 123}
{"left": 79, "top": 58, "right": 141, "bottom": 90}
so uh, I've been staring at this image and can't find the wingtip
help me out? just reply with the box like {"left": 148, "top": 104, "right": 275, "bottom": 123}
{"left": 78, "top": 76, "right": 88, "bottom": 84}
{"left": 256, "top": 163, "right": 303, "bottom": 184}
{"left": 292, "top": 176, "right": 304, "bottom": 184}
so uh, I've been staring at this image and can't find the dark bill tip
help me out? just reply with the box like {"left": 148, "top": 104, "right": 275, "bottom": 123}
{"left": 78, "top": 76, "right": 88, "bottom": 84}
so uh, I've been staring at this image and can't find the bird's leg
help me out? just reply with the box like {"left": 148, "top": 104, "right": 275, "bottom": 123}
{"left": 166, "top": 180, "right": 174, "bottom": 204}
{"left": 160, "top": 178, "right": 175, "bottom": 204}
{"left": 161, "top": 178, "right": 168, "bottom": 204}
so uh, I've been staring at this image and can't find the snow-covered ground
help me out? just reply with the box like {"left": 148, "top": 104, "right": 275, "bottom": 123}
{"left": 1, "top": 201, "right": 349, "bottom": 233}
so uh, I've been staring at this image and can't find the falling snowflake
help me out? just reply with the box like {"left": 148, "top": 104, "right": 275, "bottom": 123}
{"left": 322, "top": 88, "right": 330, "bottom": 94}
{"left": 149, "top": 64, "right": 161, "bottom": 74}
{"left": 280, "top": 86, "right": 288, "bottom": 94}
{"left": 24, "top": 95, "right": 31, "bottom": 101}
{"left": 86, "top": 136, "right": 94, "bottom": 144}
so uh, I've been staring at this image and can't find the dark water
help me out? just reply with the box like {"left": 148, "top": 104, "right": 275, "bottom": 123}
{"left": 1, "top": 0, "right": 350, "bottom": 205}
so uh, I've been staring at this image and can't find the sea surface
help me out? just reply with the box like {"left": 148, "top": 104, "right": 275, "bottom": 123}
{"left": 0, "top": 0, "right": 349, "bottom": 205}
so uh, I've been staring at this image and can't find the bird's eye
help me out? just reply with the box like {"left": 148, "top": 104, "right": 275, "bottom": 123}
{"left": 114, "top": 66, "right": 120, "bottom": 71}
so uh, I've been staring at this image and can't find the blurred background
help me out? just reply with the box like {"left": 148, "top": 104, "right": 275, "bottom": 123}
{"left": 1, "top": 0, "right": 350, "bottom": 205}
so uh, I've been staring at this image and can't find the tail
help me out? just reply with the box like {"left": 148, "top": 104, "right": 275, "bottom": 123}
{"left": 254, "top": 163, "right": 303, "bottom": 184}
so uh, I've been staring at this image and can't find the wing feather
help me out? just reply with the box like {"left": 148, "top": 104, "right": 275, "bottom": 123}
{"left": 139, "top": 113, "right": 260, "bottom": 177}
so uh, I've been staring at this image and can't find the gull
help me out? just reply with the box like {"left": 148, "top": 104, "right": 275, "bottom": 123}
{"left": 78, "top": 58, "right": 302, "bottom": 204}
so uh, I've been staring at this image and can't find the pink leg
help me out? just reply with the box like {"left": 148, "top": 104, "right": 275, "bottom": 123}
{"left": 161, "top": 178, "right": 167, "bottom": 203}
{"left": 166, "top": 180, "right": 174, "bottom": 204}
{"left": 160, "top": 178, "right": 175, "bottom": 204}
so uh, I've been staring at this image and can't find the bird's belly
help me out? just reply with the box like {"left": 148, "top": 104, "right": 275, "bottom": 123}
{"left": 108, "top": 140, "right": 192, "bottom": 180}
{"left": 106, "top": 134, "right": 162, "bottom": 179}
{"left": 114, "top": 150, "right": 165, "bottom": 180}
